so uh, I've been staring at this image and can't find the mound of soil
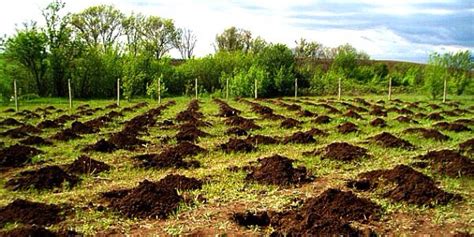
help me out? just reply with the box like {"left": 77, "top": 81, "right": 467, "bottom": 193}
{"left": 426, "top": 113, "right": 444, "bottom": 121}
{"left": 176, "top": 123, "right": 209, "bottom": 142}
{"left": 106, "top": 111, "right": 123, "bottom": 119}
{"left": 283, "top": 132, "right": 315, "bottom": 144}
{"left": 0, "top": 144, "right": 42, "bottom": 168}
{"left": 233, "top": 188, "right": 380, "bottom": 236}
{"left": 370, "top": 108, "right": 387, "bottom": 117}
{"left": 343, "top": 110, "right": 363, "bottom": 119}
{"left": 108, "top": 131, "right": 146, "bottom": 150}
{"left": 414, "top": 150, "right": 473, "bottom": 177}
{"left": 453, "top": 118, "right": 474, "bottom": 126}
{"left": 0, "top": 118, "right": 23, "bottom": 126}
{"left": 280, "top": 118, "right": 302, "bottom": 129}
{"left": 0, "top": 199, "right": 64, "bottom": 227}
{"left": 312, "top": 115, "right": 331, "bottom": 124}
{"left": 84, "top": 116, "right": 112, "bottom": 129}
{"left": 2, "top": 125, "right": 42, "bottom": 138}
{"left": 3, "top": 108, "right": 15, "bottom": 113}
{"left": 51, "top": 129, "right": 82, "bottom": 141}
{"left": 395, "top": 116, "right": 418, "bottom": 124}
{"left": 19, "top": 136, "right": 53, "bottom": 146}
{"left": 434, "top": 122, "right": 471, "bottom": 132}
{"left": 305, "top": 142, "right": 368, "bottom": 161}
{"left": 220, "top": 138, "right": 256, "bottom": 153}
{"left": 134, "top": 142, "right": 204, "bottom": 169}
{"left": 6, "top": 165, "right": 79, "bottom": 191}
{"left": 156, "top": 174, "right": 203, "bottom": 190}
{"left": 459, "top": 138, "right": 474, "bottom": 154}
{"left": 82, "top": 139, "right": 117, "bottom": 153}
{"left": 71, "top": 121, "right": 98, "bottom": 134}
{"left": 370, "top": 118, "right": 387, "bottom": 127}
{"left": 297, "top": 110, "right": 317, "bottom": 117}
{"left": 369, "top": 132, "right": 414, "bottom": 149}
{"left": 245, "top": 155, "right": 313, "bottom": 186}
{"left": 106, "top": 104, "right": 119, "bottom": 109}
{"left": 66, "top": 155, "right": 111, "bottom": 175}
{"left": 399, "top": 108, "right": 414, "bottom": 115}
{"left": 104, "top": 179, "right": 183, "bottom": 219}
{"left": 0, "top": 225, "right": 71, "bottom": 237}
{"left": 224, "top": 116, "right": 260, "bottom": 130}
{"left": 337, "top": 122, "right": 358, "bottom": 134}
{"left": 176, "top": 110, "right": 203, "bottom": 122}
{"left": 404, "top": 128, "right": 449, "bottom": 141}
{"left": 37, "top": 120, "right": 61, "bottom": 129}
{"left": 305, "top": 128, "right": 328, "bottom": 137}
{"left": 428, "top": 104, "right": 441, "bottom": 110}
{"left": 350, "top": 165, "right": 461, "bottom": 206}
{"left": 245, "top": 135, "right": 280, "bottom": 145}
{"left": 225, "top": 127, "right": 248, "bottom": 136}
{"left": 53, "top": 115, "right": 76, "bottom": 124}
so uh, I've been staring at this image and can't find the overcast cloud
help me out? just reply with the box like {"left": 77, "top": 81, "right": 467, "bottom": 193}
{"left": 1, "top": 0, "right": 472, "bottom": 62}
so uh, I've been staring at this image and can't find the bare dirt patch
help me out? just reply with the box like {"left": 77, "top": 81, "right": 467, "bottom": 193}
{"left": 0, "top": 199, "right": 64, "bottom": 227}
{"left": 5, "top": 165, "right": 79, "bottom": 191}
{"left": 304, "top": 142, "right": 368, "bottom": 161}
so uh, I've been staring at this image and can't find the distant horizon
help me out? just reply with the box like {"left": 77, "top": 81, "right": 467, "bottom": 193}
{"left": 1, "top": 0, "right": 472, "bottom": 63}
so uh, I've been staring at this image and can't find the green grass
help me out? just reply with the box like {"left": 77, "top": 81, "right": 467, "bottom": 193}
{"left": 0, "top": 94, "right": 473, "bottom": 235}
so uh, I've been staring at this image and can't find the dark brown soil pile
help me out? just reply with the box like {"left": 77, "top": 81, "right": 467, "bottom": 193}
{"left": 399, "top": 108, "right": 414, "bottom": 115}
{"left": 176, "top": 123, "right": 209, "bottom": 142}
{"left": 108, "top": 131, "right": 146, "bottom": 150}
{"left": 370, "top": 118, "right": 387, "bottom": 127}
{"left": 71, "top": 121, "right": 98, "bottom": 134}
{"left": 459, "top": 138, "right": 474, "bottom": 154}
{"left": 305, "top": 128, "right": 328, "bottom": 137}
{"left": 426, "top": 112, "right": 444, "bottom": 121}
{"left": 282, "top": 131, "right": 316, "bottom": 144}
{"left": 224, "top": 115, "right": 261, "bottom": 130}
{"left": 225, "top": 127, "right": 248, "bottom": 136}
{"left": 232, "top": 188, "right": 380, "bottom": 236}
{"left": 428, "top": 104, "right": 441, "bottom": 110}
{"left": 0, "top": 199, "right": 64, "bottom": 227}
{"left": 304, "top": 142, "right": 368, "bottom": 161}
{"left": 370, "top": 107, "right": 387, "bottom": 117}
{"left": 103, "top": 179, "right": 183, "bottom": 219}
{"left": 106, "top": 111, "right": 123, "bottom": 119}
{"left": 350, "top": 165, "right": 461, "bottom": 206}
{"left": 280, "top": 118, "right": 302, "bottom": 129}
{"left": 106, "top": 103, "right": 119, "bottom": 109}
{"left": 0, "top": 118, "right": 23, "bottom": 126}
{"left": 37, "top": 120, "right": 61, "bottom": 129}
{"left": 404, "top": 128, "right": 449, "bottom": 141}
{"left": 66, "top": 155, "right": 111, "bottom": 175}
{"left": 343, "top": 110, "right": 363, "bottom": 119}
{"left": 84, "top": 116, "right": 112, "bottom": 129}
{"left": 6, "top": 124, "right": 42, "bottom": 135}
{"left": 369, "top": 132, "right": 414, "bottom": 149}
{"left": 297, "top": 109, "right": 317, "bottom": 117}
{"left": 244, "top": 100, "right": 285, "bottom": 120}
{"left": 19, "top": 136, "right": 53, "bottom": 146}
{"left": 3, "top": 108, "right": 15, "bottom": 113}
{"left": 245, "top": 155, "right": 313, "bottom": 186}
{"left": 1, "top": 128, "right": 29, "bottom": 138}
{"left": 134, "top": 142, "right": 205, "bottom": 169}
{"left": 16, "top": 110, "right": 40, "bottom": 119}
{"left": 82, "top": 139, "right": 117, "bottom": 153}
{"left": 414, "top": 112, "right": 427, "bottom": 119}
{"left": 434, "top": 122, "right": 471, "bottom": 132}
{"left": 220, "top": 138, "right": 256, "bottom": 153}
{"left": 51, "top": 129, "right": 82, "bottom": 141}
{"left": 311, "top": 115, "right": 331, "bottom": 124}
{"left": 176, "top": 110, "right": 203, "bottom": 122}
{"left": 453, "top": 118, "right": 474, "bottom": 126}
{"left": 214, "top": 99, "right": 241, "bottom": 117}
{"left": 395, "top": 116, "right": 418, "bottom": 124}
{"left": 442, "top": 110, "right": 459, "bottom": 117}
{"left": 0, "top": 144, "right": 42, "bottom": 168}
{"left": 337, "top": 122, "right": 358, "bottom": 134}
{"left": 156, "top": 174, "right": 203, "bottom": 190}
{"left": 6, "top": 165, "right": 79, "bottom": 191}
{"left": 0, "top": 225, "right": 78, "bottom": 237}
{"left": 414, "top": 150, "right": 473, "bottom": 177}
{"left": 245, "top": 135, "right": 280, "bottom": 145}
{"left": 53, "top": 115, "right": 76, "bottom": 124}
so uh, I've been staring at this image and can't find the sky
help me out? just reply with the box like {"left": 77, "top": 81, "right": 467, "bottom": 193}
{"left": 0, "top": 0, "right": 473, "bottom": 63}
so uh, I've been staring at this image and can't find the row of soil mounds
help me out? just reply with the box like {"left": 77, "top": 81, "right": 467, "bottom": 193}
{"left": 0, "top": 144, "right": 43, "bottom": 168}
{"left": 214, "top": 99, "right": 261, "bottom": 131}
{"left": 174, "top": 100, "right": 212, "bottom": 143}
{"left": 0, "top": 199, "right": 66, "bottom": 227}
{"left": 240, "top": 99, "right": 286, "bottom": 120}
{"left": 413, "top": 149, "right": 474, "bottom": 178}
{"left": 347, "top": 164, "right": 461, "bottom": 206}
{"left": 5, "top": 156, "right": 110, "bottom": 191}
{"left": 133, "top": 141, "right": 205, "bottom": 169}
{"left": 101, "top": 174, "right": 202, "bottom": 219}
{"left": 232, "top": 188, "right": 381, "bottom": 236}
{"left": 304, "top": 142, "right": 369, "bottom": 162}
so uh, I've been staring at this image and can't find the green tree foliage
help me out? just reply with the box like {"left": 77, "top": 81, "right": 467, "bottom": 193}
{"left": 141, "top": 16, "right": 178, "bottom": 59}
{"left": 424, "top": 52, "right": 447, "bottom": 99}
{"left": 215, "top": 27, "right": 252, "bottom": 53}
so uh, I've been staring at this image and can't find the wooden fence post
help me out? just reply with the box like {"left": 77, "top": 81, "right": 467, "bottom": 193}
{"left": 195, "top": 78, "right": 198, "bottom": 99}
{"left": 117, "top": 78, "right": 120, "bottom": 106}
{"left": 13, "top": 79, "right": 18, "bottom": 112}
{"left": 388, "top": 76, "right": 392, "bottom": 101}
{"left": 254, "top": 78, "right": 258, "bottom": 99}
{"left": 226, "top": 76, "right": 229, "bottom": 101}
{"left": 158, "top": 76, "right": 161, "bottom": 104}
{"left": 443, "top": 77, "right": 447, "bottom": 103}
{"left": 295, "top": 78, "right": 298, "bottom": 99}
{"left": 68, "top": 79, "right": 72, "bottom": 111}
{"left": 338, "top": 77, "right": 341, "bottom": 101}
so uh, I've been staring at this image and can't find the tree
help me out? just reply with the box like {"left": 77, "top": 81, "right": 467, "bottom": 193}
{"left": 446, "top": 50, "right": 472, "bottom": 95}
{"left": 215, "top": 27, "right": 252, "bottom": 53}
{"left": 141, "top": 16, "right": 178, "bottom": 59}
{"left": 122, "top": 13, "right": 145, "bottom": 57}
{"left": 425, "top": 52, "right": 447, "bottom": 99}
{"left": 294, "top": 38, "right": 324, "bottom": 58}
{"left": 174, "top": 28, "right": 197, "bottom": 59}
{"left": 4, "top": 23, "right": 49, "bottom": 96}
{"left": 71, "top": 5, "right": 124, "bottom": 51}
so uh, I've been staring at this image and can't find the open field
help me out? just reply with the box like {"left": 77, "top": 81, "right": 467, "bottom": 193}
{"left": 0, "top": 94, "right": 473, "bottom": 236}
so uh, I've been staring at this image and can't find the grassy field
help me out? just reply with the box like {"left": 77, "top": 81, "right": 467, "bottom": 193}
{"left": 0, "top": 94, "right": 473, "bottom": 236}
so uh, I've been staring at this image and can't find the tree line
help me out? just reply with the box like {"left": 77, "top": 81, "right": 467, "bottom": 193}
{"left": 0, "top": 0, "right": 472, "bottom": 102}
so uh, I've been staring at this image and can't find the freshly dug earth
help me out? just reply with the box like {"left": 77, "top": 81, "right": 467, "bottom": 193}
{"left": 304, "top": 142, "right": 368, "bottom": 161}
{"left": 283, "top": 131, "right": 315, "bottom": 144}
{"left": 5, "top": 165, "right": 79, "bottom": 191}
{"left": 343, "top": 110, "right": 363, "bottom": 119}
{"left": 103, "top": 179, "right": 183, "bottom": 219}
{"left": 108, "top": 131, "right": 147, "bottom": 150}
{"left": 66, "top": 155, "right": 111, "bottom": 175}
{"left": 225, "top": 127, "right": 248, "bottom": 136}
{"left": 404, "top": 128, "right": 450, "bottom": 141}
{"left": 134, "top": 142, "right": 205, "bottom": 169}
{"left": 0, "top": 225, "right": 74, "bottom": 237}
{"left": 224, "top": 116, "right": 261, "bottom": 130}
{"left": 245, "top": 135, "right": 280, "bottom": 145}
{"left": 0, "top": 118, "right": 23, "bottom": 126}
{"left": 370, "top": 118, "right": 387, "bottom": 127}
{"left": 19, "top": 136, "right": 53, "bottom": 146}
{"left": 71, "top": 121, "right": 98, "bottom": 134}
{"left": 156, "top": 174, "right": 203, "bottom": 190}
{"left": 414, "top": 150, "right": 474, "bottom": 177}
{"left": 337, "top": 122, "right": 358, "bottom": 134}
{"left": 0, "top": 144, "right": 42, "bottom": 168}
{"left": 220, "top": 138, "right": 256, "bottom": 153}
{"left": 176, "top": 123, "right": 209, "bottom": 142}
{"left": 37, "top": 119, "right": 61, "bottom": 129}
{"left": 82, "top": 139, "right": 117, "bottom": 153}
{"left": 51, "top": 129, "right": 82, "bottom": 141}
{"left": 350, "top": 164, "right": 461, "bottom": 206}
{"left": 426, "top": 112, "right": 445, "bottom": 121}
{"left": 0, "top": 199, "right": 64, "bottom": 227}
{"left": 280, "top": 118, "right": 302, "bottom": 129}
{"left": 305, "top": 128, "right": 328, "bottom": 137}
{"left": 245, "top": 155, "right": 313, "bottom": 186}
{"left": 232, "top": 188, "right": 381, "bottom": 236}
{"left": 434, "top": 122, "right": 471, "bottom": 132}
{"left": 312, "top": 115, "right": 331, "bottom": 124}
{"left": 395, "top": 116, "right": 418, "bottom": 124}
{"left": 459, "top": 138, "right": 474, "bottom": 154}
{"left": 369, "top": 132, "right": 414, "bottom": 149}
